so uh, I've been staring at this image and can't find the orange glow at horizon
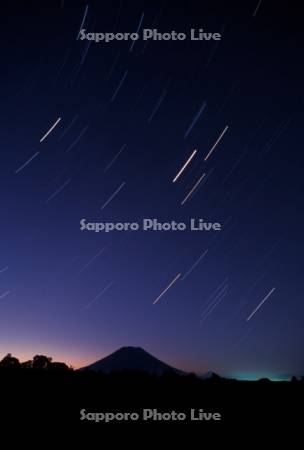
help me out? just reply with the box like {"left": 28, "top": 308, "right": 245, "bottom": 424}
{"left": 0, "top": 344, "right": 211, "bottom": 373}
{"left": 0, "top": 347, "right": 108, "bottom": 370}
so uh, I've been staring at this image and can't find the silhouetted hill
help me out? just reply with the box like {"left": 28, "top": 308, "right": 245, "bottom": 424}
{"left": 80, "top": 346, "right": 184, "bottom": 375}
{"left": 199, "top": 371, "right": 222, "bottom": 380}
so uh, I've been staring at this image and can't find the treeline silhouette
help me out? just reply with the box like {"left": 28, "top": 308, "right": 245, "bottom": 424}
{"left": 0, "top": 352, "right": 303, "bottom": 425}
{"left": 1, "top": 352, "right": 303, "bottom": 382}
{"left": 0, "top": 353, "right": 71, "bottom": 371}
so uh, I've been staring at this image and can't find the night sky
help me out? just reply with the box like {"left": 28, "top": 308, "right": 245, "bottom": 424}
{"left": 0, "top": 0, "right": 303, "bottom": 379}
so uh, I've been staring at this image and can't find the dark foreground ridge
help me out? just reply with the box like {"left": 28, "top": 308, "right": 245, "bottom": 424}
{"left": 0, "top": 350, "right": 303, "bottom": 426}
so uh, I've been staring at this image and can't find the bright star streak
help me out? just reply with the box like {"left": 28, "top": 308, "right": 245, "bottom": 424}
{"left": 173, "top": 150, "right": 197, "bottom": 183}
{"left": 204, "top": 126, "right": 229, "bottom": 161}
{"left": 153, "top": 273, "right": 181, "bottom": 305}
{"left": 246, "top": 287, "right": 276, "bottom": 321}
{"left": 181, "top": 172, "right": 206, "bottom": 205}
{"left": 40, "top": 118, "right": 62, "bottom": 142}
{"left": 181, "top": 249, "right": 208, "bottom": 280}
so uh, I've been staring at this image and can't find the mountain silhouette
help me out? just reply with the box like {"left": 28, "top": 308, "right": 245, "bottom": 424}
{"left": 80, "top": 346, "right": 184, "bottom": 375}
{"left": 200, "top": 371, "right": 220, "bottom": 379}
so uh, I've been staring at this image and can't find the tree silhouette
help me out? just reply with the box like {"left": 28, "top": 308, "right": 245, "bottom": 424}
{"left": 0, "top": 353, "right": 20, "bottom": 368}
{"left": 21, "top": 360, "right": 33, "bottom": 369}
{"left": 49, "top": 362, "right": 70, "bottom": 371}
{"left": 32, "top": 355, "right": 52, "bottom": 370}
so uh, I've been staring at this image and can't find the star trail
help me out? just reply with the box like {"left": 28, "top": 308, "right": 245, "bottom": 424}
{"left": 0, "top": 0, "right": 302, "bottom": 378}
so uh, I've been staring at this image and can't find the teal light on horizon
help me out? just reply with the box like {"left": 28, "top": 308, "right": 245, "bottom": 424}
{"left": 228, "top": 373, "right": 292, "bottom": 382}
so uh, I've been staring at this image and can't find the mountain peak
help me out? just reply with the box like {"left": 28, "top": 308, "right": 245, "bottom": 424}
{"left": 118, "top": 346, "right": 146, "bottom": 351}
{"left": 81, "top": 346, "right": 183, "bottom": 375}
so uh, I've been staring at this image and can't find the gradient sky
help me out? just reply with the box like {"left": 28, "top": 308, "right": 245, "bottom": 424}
{"left": 0, "top": 0, "right": 303, "bottom": 377}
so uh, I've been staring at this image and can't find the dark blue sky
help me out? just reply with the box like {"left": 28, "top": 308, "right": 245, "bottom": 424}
{"left": 0, "top": 0, "right": 303, "bottom": 378}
